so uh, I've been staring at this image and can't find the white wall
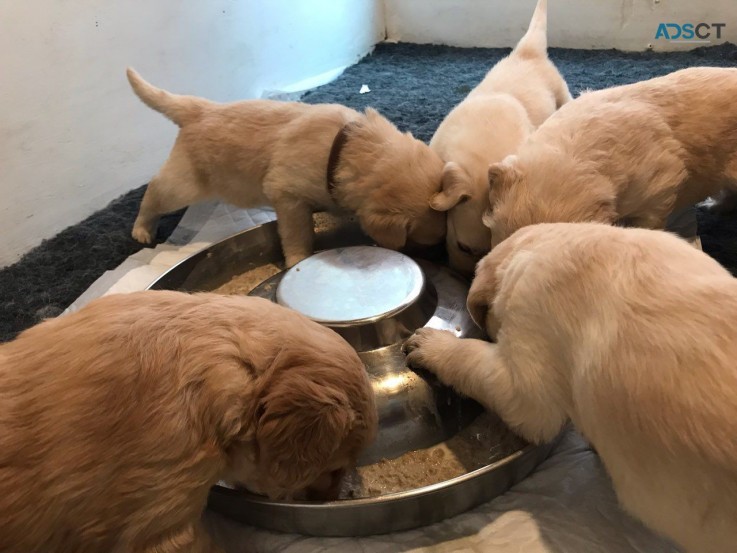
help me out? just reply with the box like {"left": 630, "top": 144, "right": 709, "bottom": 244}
{"left": 0, "top": 0, "right": 384, "bottom": 267}
{"left": 385, "top": 0, "right": 736, "bottom": 51}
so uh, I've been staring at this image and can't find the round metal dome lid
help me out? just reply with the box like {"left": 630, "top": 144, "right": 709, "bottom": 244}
{"left": 276, "top": 246, "right": 425, "bottom": 325}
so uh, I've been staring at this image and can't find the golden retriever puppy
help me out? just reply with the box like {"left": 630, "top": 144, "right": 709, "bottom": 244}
{"left": 486, "top": 67, "right": 737, "bottom": 249}
{"left": 404, "top": 222, "right": 737, "bottom": 553}
{"left": 0, "top": 291, "right": 377, "bottom": 553}
{"left": 429, "top": 0, "right": 571, "bottom": 274}
{"left": 126, "top": 69, "right": 446, "bottom": 266}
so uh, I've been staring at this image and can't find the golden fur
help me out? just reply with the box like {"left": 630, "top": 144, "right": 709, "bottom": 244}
{"left": 428, "top": 0, "right": 571, "bottom": 274}
{"left": 405, "top": 223, "right": 737, "bottom": 553}
{"left": 0, "top": 291, "right": 377, "bottom": 553}
{"left": 486, "top": 67, "right": 737, "bottom": 248}
{"left": 126, "top": 69, "right": 445, "bottom": 266}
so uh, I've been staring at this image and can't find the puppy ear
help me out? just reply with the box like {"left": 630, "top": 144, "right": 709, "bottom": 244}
{"left": 466, "top": 235, "right": 520, "bottom": 336}
{"left": 466, "top": 287, "right": 489, "bottom": 331}
{"left": 481, "top": 209, "right": 493, "bottom": 229}
{"left": 256, "top": 373, "right": 355, "bottom": 489}
{"left": 215, "top": 397, "right": 250, "bottom": 446}
{"left": 467, "top": 256, "right": 496, "bottom": 329}
{"left": 468, "top": 268, "right": 502, "bottom": 339}
{"left": 206, "top": 361, "right": 260, "bottom": 447}
{"left": 488, "top": 164, "right": 507, "bottom": 190}
{"left": 361, "top": 212, "right": 408, "bottom": 250}
{"left": 430, "top": 162, "right": 473, "bottom": 212}
{"left": 488, "top": 156, "right": 518, "bottom": 192}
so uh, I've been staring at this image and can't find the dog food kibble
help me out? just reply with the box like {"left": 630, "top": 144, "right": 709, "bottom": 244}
{"left": 313, "top": 211, "right": 348, "bottom": 234}
{"left": 212, "top": 263, "right": 282, "bottom": 295}
{"left": 339, "top": 412, "right": 526, "bottom": 498}
{"left": 211, "top": 213, "right": 350, "bottom": 296}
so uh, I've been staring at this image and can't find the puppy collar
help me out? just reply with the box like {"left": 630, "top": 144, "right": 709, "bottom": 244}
{"left": 326, "top": 124, "right": 352, "bottom": 199}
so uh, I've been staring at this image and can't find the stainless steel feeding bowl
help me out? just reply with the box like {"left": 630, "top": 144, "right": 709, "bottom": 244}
{"left": 147, "top": 215, "right": 557, "bottom": 537}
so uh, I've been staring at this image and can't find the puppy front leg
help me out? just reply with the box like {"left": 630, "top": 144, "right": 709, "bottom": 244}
{"left": 404, "top": 330, "right": 502, "bottom": 407}
{"left": 273, "top": 200, "right": 315, "bottom": 267}
{"left": 404, "top": 329, "right": 566, "bottom": 444}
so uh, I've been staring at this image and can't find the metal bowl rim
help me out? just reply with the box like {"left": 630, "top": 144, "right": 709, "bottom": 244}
{"left": 276, "top": 245, "right": 427, "bottom": 325}
{"left": 147, "top": 225, "right": 435, "bottom": 328}
{"left": 212, "top": 441, "right": 545, "bottom": 508}
{"left": 145, "top": 221, "right": 284, "bottom": 291}
{"left": 293, "top": 274, "right": 430, "bottom": 327}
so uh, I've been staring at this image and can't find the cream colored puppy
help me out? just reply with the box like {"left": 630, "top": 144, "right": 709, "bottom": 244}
{"left": 126, "top": 69, "right": 446, "bottom": 266}
{"left": 405, "top": 222, "right": 737, "bottom": 553}
{"left": 429, "top": 0, "right": 571, "bottom": 274}
{"left": 0, "top": 291, "right": 377, "bottom": 553}
{"left": 486, "top": 67, "right": 737, "bottom": 248}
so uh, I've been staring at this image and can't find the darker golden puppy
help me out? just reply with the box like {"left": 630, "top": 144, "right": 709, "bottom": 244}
{"left": 0, "top": 291, "right": 376, "bottom": 553}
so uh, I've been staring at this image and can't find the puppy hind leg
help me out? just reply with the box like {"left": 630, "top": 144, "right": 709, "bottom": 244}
{"left": 132, "top": 155, "right": 209, "bottom": 244}
{"left": 273, "top": 199, "right": 315, "bottom": 267}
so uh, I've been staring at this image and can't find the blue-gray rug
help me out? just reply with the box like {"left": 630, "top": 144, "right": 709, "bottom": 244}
{"left": 2, "top": 42, "right": 736, "bottom": 341}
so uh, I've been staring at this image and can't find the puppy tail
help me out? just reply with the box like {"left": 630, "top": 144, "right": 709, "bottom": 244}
{"left": 512, "top": 0, "right": 548, "bottom": 59}
{"left": 126, "top": 67, "right": 208, "bottom": 127}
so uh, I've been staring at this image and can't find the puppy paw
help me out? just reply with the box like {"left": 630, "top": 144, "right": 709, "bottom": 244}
{"left": 132, "top": 225, "right": 154, "bottom": 244}
{"left": 403, "top": 328, "right": 459, "bottom": 377}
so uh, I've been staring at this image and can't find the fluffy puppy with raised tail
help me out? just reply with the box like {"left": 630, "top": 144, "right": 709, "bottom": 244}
{"left": 0, "top": 291, "right": 377, "bottom": 553}
{"left": 428, "top": 0, "right": 571, "bottom": 274}
{"left": 485, "top": 67, "right": 737, "bottom": 249}
{"left": 405, "top": 223, "right": 737, "bottom": 553}
{"left": 126, "top": 69, "right": 446, "bottom": 266}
